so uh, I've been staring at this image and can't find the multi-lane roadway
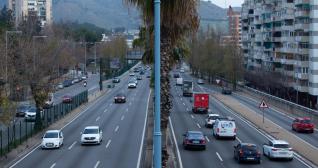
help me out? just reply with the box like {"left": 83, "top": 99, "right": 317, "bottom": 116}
{"left": 9, "top": 69, "right": 151, "bottom": 168}
{"left": 170, "top": 71, "right": 315, "bottom": 168}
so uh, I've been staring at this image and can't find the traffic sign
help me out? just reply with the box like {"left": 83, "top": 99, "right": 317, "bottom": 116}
{"left": 259, "top": 100, "right": 268, "bottom": 108}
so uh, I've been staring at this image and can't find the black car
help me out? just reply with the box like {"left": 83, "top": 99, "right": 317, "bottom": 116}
{"left": 114, "top": 93, "right": 126, "bottom": 103}
{"left": 140, "top": 71, "right": 145, "bottom": 75}
{"left": 222, "top": 87, "right": 232, "bottom": 95}
{"left": 234, "top": 143, "right": 261, "bottom": 164}
{"left": 137, "top": 75, "right": 142, "bottom": 80}
{"left": 182, "top": 131, "right": 206, "bottom": 150}
{"left": 16, "top": 105, "right": 31, "bottom": 117}
{"left": 173, "top": 73, "right": 180, "bottom": 78}
{"left": 112, "top": 77, "right": 120, "bottom": 83}
{"left": 146, "top": 73, "right": 151, "bottom": 78}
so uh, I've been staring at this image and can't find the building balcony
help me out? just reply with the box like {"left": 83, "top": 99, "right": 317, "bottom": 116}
{"left": 281, "top": 36, "right": 294, "bottom": 42}
{"left": 295, "top": 36, "right": 309, "bottom": 42}
{"left": 295, "top": 10, "right": 310, "bottom": 18}
{"left": 295, "top": 0, "right": 310, "bottom": 6}
{"left": 281, "top": 47, "right": 297, "bottom": 53}
{"left": 295, "top": 73, "right": 309, "bottom": 80}
{"left": 283, "top": 70, "right": 295, "bottom": 77}
{"left": 281, "top": 25, "right": 294, "bottom": 31}
{"left": 282, "top": 2, "right": 295, "bottom": 8}
{"left": 297, "top": 48, "right": 309, "bottom": 55}
{"left": 294, "top": 23, "right": 309, "bottom": 30}
{"left": 273, "top": 37, "right": 281, "bottom": 42}
{"left": 255, "top": 36, "right": 263, "bottom": 42}
{"left": 294, "top": 60, "right": 309, "bottom": 67}
{"left": 281, "top": 59, "right": 295, "bottom": 65}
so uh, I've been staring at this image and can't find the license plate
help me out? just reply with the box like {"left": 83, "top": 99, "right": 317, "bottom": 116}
{"left": 279, "top": 152, "right": 287, "bottom": 154}
{"left": 193, "top": 141, "right": 199, "bottom": 144}
{"left": 220, "top": 131, "right": 226, "bottom": 133}
{"left": 247, "top": 158, "right": 254, "bottom": 160}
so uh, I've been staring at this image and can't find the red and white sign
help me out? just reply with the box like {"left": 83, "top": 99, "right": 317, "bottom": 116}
{"left": 259, "top": 100, "right": 268, "bottom": 108}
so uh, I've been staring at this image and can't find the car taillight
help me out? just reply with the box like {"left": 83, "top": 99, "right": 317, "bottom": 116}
{"left": 289, "top": 148, "right": 293, "bottom": 151}
{"left": 186, "top": 140, "right": 191, "bottom": 144}
{"left": 257, "top": 151, "right": 261, "bottom": 156}
{"left": 114, "top": 97, "right": 118, "bottom": 99}
{"left": 200, "top": 139, "right": 206, "bottom": 144}
{"left": 239, "top": 149, "right": 243, "bottom": 156}
{"left": 234, "top": 128, "right": 237, "bottom": 133}
{"left": 272, "top": 148, "right": 278, "bottom": 151}
{"left": 217, "top": 128, "right": 219, "bottom": 133}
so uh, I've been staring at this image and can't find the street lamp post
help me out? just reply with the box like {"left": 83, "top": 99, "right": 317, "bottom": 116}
{"left": 154, "top": 0, "right": 161, "bottom": 167}
{"left": 5, "top": 31, "right": 22, "bottom": 82}
{"left": 32, "top": 36, "right": 48, "bottom": 71}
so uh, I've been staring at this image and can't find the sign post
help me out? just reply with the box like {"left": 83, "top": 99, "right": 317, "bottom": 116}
{"left": 259, "top": 100, "right": 269, "bottom": 123}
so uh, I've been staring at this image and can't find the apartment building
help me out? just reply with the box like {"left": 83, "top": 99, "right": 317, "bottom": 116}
{"left": 241, "top": 0, "right": 318, "bottom": 106}
{"left": 8, "top": 0, "right": 52, "bottom": 27}
{"left": 228, "top": 6, "right": 242, "bottom": 46}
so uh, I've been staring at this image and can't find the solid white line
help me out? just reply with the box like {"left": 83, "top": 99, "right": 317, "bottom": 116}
{"left": 121, "top": 115, "right": 125, "bottom": 121}
{"left": 68, "top": 141, "right": 77, "bottom": 150}
{"left": 216, "top": 152, "right": 223, "bottom": 162}
{"left": 205, "top": 136, "right": 210, "bottom": 142}
{"left": 191, "top": 115, "right": 194, "bottom": 119}
{"left": 126, "top": 108, "right": 129, "bottom": 112}
{"left": 196, "top": 123, "right": 201, "bottom": 129}
{"left": 236, "top": 137, "right": 242, "bottom": 143}
{"left": 104, "top": 109, "right": 107, "bottom": 113}
{"left": 136, "top": 90, "right": 151, "bottom": 168}
{"left": 96, "top": 116, "right": 100, "bottom": 122}
{"left": 106, "top": 140, "right": 111, "bottom": 149}
{"left": 169, "top": 117, "right": 183, "bottom": 168}
{"left": 50, "top": 163, "right": 56, "bottom": 168}
{"left": 183, "top": 103, "right": 185, "bottom": 106}
{"left": 115, "top": 126, "right": 119, "bottom": 132}
{"left": 94, "top": 161, "right": 100, "bottom": 168}
{"left": 8, "top": 91, "right": 109, "bottom": 168}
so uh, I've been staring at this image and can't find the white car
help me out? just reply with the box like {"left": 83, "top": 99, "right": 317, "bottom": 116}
{"left": 81, "top": 76, "right": 87, "bottom": 80}
{"left": 129, "top": 73, "right": 135, "bottom": 76}
{"left": 41, "top": 130, "right": 64, "bottom": 149}
{"left": 81, "top": 126, "right": 103, "bottom": 145}
{"left": 180, "top": 68, "right": 185, "bottom": 73}
{"left": 213, "top": 118, "right": 236, "bottom": 140}
{"left": 57, "top": 83, "right": 64, "bottom": 89}
{"left": 128, "top": 81, "right": 137, "bottom": 88}
{"left": 205, "top": 114, "right": 220, "bottom": 128}
{"left": 25, "top": 107, "right": 37, "bottom": 122}
{"left": 263, "top": 140, "right": 293, "bottom": 160}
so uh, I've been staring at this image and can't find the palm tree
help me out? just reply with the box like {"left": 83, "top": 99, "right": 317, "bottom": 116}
{"left": 125, "top": 0, "right": 199, "bottom": 166}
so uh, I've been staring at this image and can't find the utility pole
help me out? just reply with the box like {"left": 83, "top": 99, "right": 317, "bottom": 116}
{"left": 5, "top": 31, "right": 22, "bottom": 82}
{"left": 154, "top": 0, "right": 161, "bottom": 167}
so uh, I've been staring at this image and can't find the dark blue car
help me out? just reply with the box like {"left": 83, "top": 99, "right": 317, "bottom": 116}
{"left": 234, "top": 143, "right": 261, "bottom": 164}
{"left": 63, "top": 80, "right": 72, "bottom": 87}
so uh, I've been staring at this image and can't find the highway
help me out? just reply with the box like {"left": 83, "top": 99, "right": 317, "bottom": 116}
{"left": 9, "top": 68, "right": 151, "bottom": 168}
{"left": 170, "top": 71, "right": 314, "bottom": 168}
{"left": 182, "top": 72, "right": 318, "bottom": 149}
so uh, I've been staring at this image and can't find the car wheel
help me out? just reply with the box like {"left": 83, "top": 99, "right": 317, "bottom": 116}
{"left": 202, "top": 146, "right": 206, "bottom": 150}
{"left": 268, "top": 153, "right": 272, "bottom": 160}
{"left": 257, "top": 160, "right": 261, "bottom": 164}
{"left": 289, "top": 158, "right": 293, "bottom": 161}
{"left": 263, "top": 148, "right": 266, "bottom": 156}
{"left": 232, "top": 135, "right": 236, "bottom": 140}
{"left": 237, "top": 157, "right": 242, "bottom": 163}
{"left": 310, "top": 130, "right": 314, "bottom": 134}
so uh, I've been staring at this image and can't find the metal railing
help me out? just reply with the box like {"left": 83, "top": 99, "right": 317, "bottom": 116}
{"left": 0, "top": 90, "right": 88, "bottom": 157}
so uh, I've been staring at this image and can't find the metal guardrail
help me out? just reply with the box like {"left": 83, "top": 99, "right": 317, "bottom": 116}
{"left": 0, "top": 90, "right": 88, "bottom": 157}
{"left": 244, "top": 86, "right": 318, "bottom": 117}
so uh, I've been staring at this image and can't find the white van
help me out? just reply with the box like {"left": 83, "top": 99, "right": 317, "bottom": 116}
{"left": 176, "top": 78, "right": 183, "bottom": 86}
{"left": 213, "top": 118, "right": 236, "bottom": 140}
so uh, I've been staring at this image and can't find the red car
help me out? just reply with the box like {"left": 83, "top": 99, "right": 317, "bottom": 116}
{"left": 292, "top": 117, "right": 315, "bottom": 133}
{"left": 62, "top": 95, "right": 72, "bottom": 103}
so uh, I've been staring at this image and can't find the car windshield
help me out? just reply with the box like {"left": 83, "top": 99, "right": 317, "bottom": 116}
{"left": 300, "top": 119, "right": 312, "bottom": 124}
{"left": 44, "top": 132, "right": 58, "bottom": 138}
{"left": 242, "top": 145, "right": 257, "bottom": 151}
{"left": 209, "top": 116, "right": 219, "bottom": 120}
{"left": 188, "top": 133, "right": 204, "bottom": 139}
{"left": 83, "top": 128, "right": 99, "bottom": 134}
{"left": 220, "top": 122, "right": 234, "bottom": 128}
{"left": 28, "top": 107, "right": 36, "bottom": 112}
{"left": 18, "top": 105, "right": 30, "bottom": 111}
{"left": 116, "top": 93, "right": 124, "bottom": 97}
{"left": 274, "top": 144, "right": 289, "bottom": 148}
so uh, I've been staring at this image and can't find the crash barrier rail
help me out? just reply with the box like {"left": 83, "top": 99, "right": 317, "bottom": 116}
{"left": 0, "top": 90, "right": 88, "bottom": 157}
{"left": 242, "top": 86, "right": 318, "bottom": 124}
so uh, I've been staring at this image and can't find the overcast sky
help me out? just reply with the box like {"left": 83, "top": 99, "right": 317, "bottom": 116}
{"left": 202, "top": 0, "right": 244, "bottom": 8}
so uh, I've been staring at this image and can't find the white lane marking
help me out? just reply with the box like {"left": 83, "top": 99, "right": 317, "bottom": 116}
{"left": 94, "top": 161, "right": 100, "bottom": 168}
{"left": 115, "top": 126, "right": 119, "bottom": 132}
{"left": 183, "top": 103, "right": 185, "bottom": 106}
{"left": 205, "top": 136, "right": 210, "bottom": 142}
{"left": 104, "top": 109, "right": 107, "bottom": 113}
{"left": 121, "top": 115, "right": 125, "bottom": 120}
{"left": 110, "top": 103, "right": 113, "bottom": 106}
{"left": 88, "top": 86, "right": 98, "bottom": 92}
{"left": 8, "top": 90, "right": 110, "bottom": 168}
{"left": 50, "top": 163, "right": 56, "bottom": 168}
{"left": 180, "top": 98, "right": 183, "bottom": 101}
{"left": 191, "top": 115, "right": 194, "bottom": 119}
{"left": 196, "top": 123, "right": 201, "bottom": 129}
{"left": 96, "top": 116, "right": 100, "bottom": 122}
{"left": 106, "top": 140, "right": 112, "bottom": 149}
{"left": 186, "top": 108, "right": 189, "bottom": 111}
{"left": 169, "top": 117, "right": 183, "bottom": 168}
{"left": 236, "top": 137, "right": 242, "bottom": 143}
{"left": 129, "top": 102, "right": 132, "bottom": 106}
{"left": 216, "top": 152, "right": 223, "bottom": 162}
{"left": 126, "top": 108, "right": 129, "bottom": 112}
{"left": 68, "top": 141, "right": 77, "bottom": 150}
{"left": 136, "top": 90, "right": 151, "bottom": 168}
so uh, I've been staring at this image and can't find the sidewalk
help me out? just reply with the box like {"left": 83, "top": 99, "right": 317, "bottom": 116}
{"left": 212, "top": 93, "right": 318, "bottom": 166}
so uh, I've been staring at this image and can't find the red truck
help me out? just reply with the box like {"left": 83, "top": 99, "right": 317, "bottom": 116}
{"left": 192, "top": 93, "right": 209, "bottom": 113}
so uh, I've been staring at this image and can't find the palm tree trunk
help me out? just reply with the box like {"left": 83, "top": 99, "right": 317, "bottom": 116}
{"left": 160, "top": 38, "right": 173, "bottom": 167}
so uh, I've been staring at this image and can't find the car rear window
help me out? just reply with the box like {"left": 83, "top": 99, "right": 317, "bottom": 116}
{"left": 209, "top": 116, "right": 219, "bottom": 120}
{"left": 220, "top": 121, "right": 235, "bottom": 128}
{"left": 300, "top": 120, "right": 312, "bottom": 124}
{"left": 242, "top": 145, "right": 257, "bottom": 151}
{"left": 44, "top": 132, "right": 58, "bottom": 138}
{"left": 83, "top": 129, "right": 99, "bottom": 134}
{"left": 274, "top": 144, "right": 289, "bottom": 148}
{"left": 188, "top": 133, "right": 204, "bottom": 139}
